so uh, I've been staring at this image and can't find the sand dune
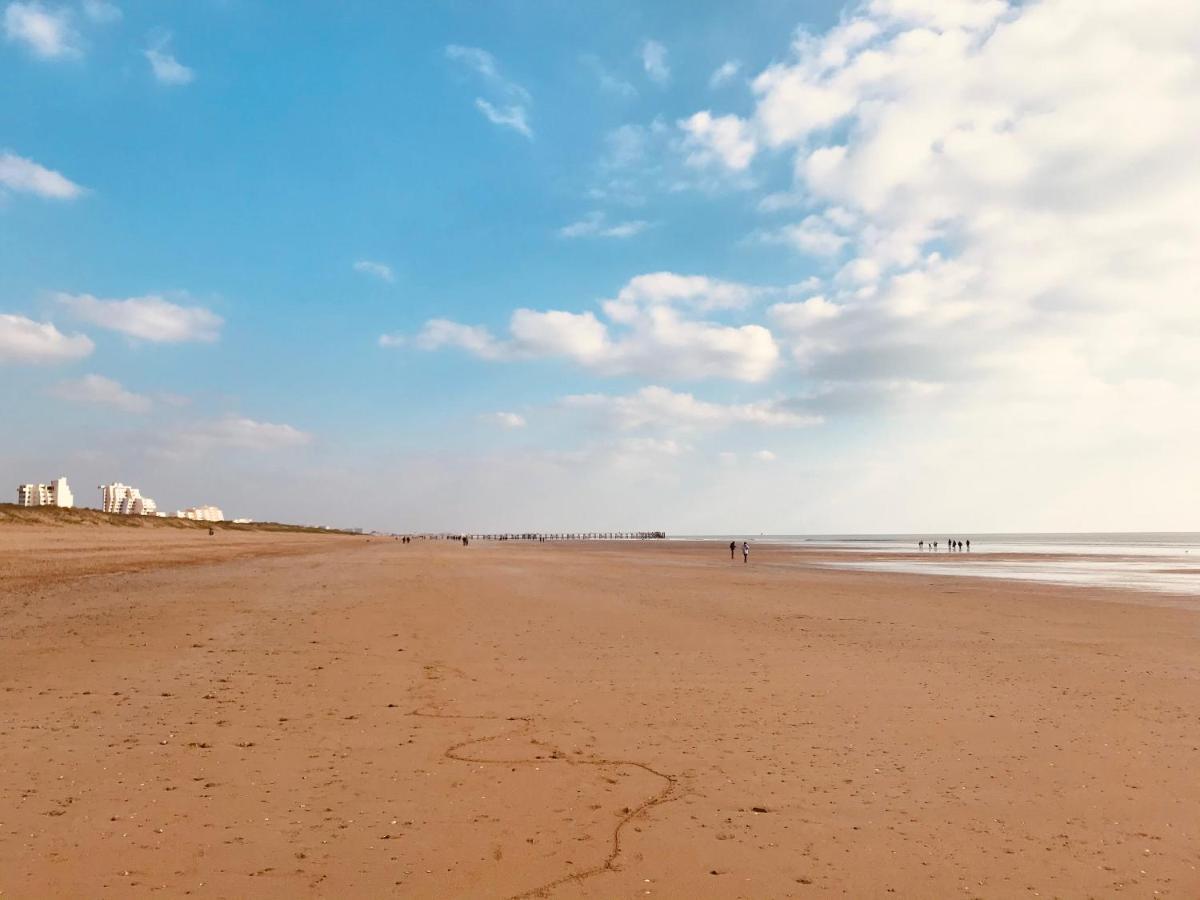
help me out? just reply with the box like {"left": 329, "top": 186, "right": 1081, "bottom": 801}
{"left": 2, "top": 528, "right": 1197, "bottom": 897}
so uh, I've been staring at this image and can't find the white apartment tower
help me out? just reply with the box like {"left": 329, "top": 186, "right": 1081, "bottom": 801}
{"left": 16, "top": 477, "right": 75, "bottom": 508}
{"left": 175, "top": 505, "right": 224, "bottom": 522}
{"left": 100, "top": 482, "right": 159, "bottom": 516}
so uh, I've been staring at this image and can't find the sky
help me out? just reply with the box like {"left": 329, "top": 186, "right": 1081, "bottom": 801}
{"left": 2, "top": 0, "right": 1198, "bottom": 533}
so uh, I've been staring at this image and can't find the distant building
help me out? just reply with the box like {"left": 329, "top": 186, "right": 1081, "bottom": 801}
{"left": 16, "top": 477, "right": 75, "bottom": 508}
{"left": 100, "top": 482, "right": 158, "bottom": 516}
{"left": 175, "top": 505, "right": 224, "bottom": 522}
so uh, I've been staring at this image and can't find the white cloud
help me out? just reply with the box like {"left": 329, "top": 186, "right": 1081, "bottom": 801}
{"left": 753, "top": 449, "right": 777, "bottom": 462}
{"left": 768, "top": 295, "right": 842, "bottom": 330}
{"left": 0, "top": 151, "right": 85, "bottom": 199}
{"left": 708, "top": 0, "right": 1200, "bottom": 438}
{"left": 162, "top": 416, "right": 312, "bottom": 456}
{"left": 710, "top": 60, "right": 741, "bottom": 88}
{"left": 474, "top": 99, "right": 532, "bottom": 138}
{"left": 145, "top": 44, "right": 194, "bottom": 85}
{"left": 759, "top": 214, "right": 849, "bottom": 256}
{"left": 562, "top": 385, "right": 821, "bottom": 431}
{"left": 81, "top": 0, "right": 119, "bottom": 23}
{"left": 445, "top": 45, "right": 508, "bottom": 88}
{"left": 604, "top": 271, "right": 756, "bottom": 315}
{"left": 480, "top": 411, "right": 526, "bottom": 429}
{"left": 3, "top": 2, "right": 78, "bottom": 58}
{"left": 604, "top": 123, "right": 653, "bottom": 168}
{"left": 558, "top": 211, "right": 650, "bottom": 239}
{"left": 57, "top": 293, "right": 223, "bottom": 343}
{"left": 642, "top": 39, "right": 669, "bottom": 84}
{"left": 408, "top": 319, "right": 506, "bottom": 359}
{"left": 446, "top": 44, "right": 533, "bottom": 138}
{"left": 405, "top": 272, "right": 780, "bottom": 383}
{"left": 353, "top": 259, "right": 394, "bottom": 282}
{"left": 52, "top": 374, "right": 151, "bottom": 412}
{"left": 0, "top": 313, "right": 93, "bottom": 363}
{"left": 678, "top": 111, "right": 757, "bottom": 171}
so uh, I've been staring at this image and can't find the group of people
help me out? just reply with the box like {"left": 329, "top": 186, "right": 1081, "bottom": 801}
{"left": 396, "top": 535, "right": 467, "bottom": 545}
{"left": 729, "top": 540, "right": 750, "bottom": 563}
{"left": 919, "top": 539, "right": 970, "bottom": 551}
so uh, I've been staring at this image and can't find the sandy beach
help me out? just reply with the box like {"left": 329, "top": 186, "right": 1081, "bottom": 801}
{"left": 2, "top": 527, "right": 1198, "bottom": 898}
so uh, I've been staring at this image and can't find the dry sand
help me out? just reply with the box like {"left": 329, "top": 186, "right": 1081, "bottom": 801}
{"left": 2, "top": 528, "right": 1198, "bottom": 898}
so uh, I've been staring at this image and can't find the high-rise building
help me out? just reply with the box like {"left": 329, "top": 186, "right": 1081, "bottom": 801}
{"left": 175, "top": 505, "right": 224, "bottom": 522}
{"left": 99, "top": 482, "right": 159, "bottom": 516}
{"left": 16, "top": 477, "right": 75, "bottom": 508}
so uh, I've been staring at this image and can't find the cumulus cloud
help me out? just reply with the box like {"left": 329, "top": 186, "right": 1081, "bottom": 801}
{"left": 353, "top": 259, "right": 394, "bottom": 282}
{"left": 768, "top": 295, "right": 842, "bottom": 330}
{"left": 480, "top": 411, "right": 526, "bottom": 429}
{"left": 672, "top": 0, "right": 1200, "bottom": 424}
{"left": 400, "top": 272, "right": 780, "bottom": 382}
{"left": 447, "top": 44, "right": 533, "bottom": 138}
{"left": 0, "top": 151, "right": 85, "bottom": 199}
{"left": 558, "top": 211, "right": 650, "bottom": 239}
{"left": 52, "top": 374, "right": 151, "bottom": 412}
{"left": 57, "top": 293, "right": 223, "bottom": 343}
{"left": 3, "top": 2, "right": 78, "bottom": 58}
{"left": 678, "top": 111, "right": 757, "bottom": 171}
{"left": 0, "top": 313, "right": 93, "bottom": 363}
{"left": 641, "top": 39, "right": 669, "bottom": 84}
{"left": 408, "top": 320, "right": 506, "bottom": 359}
{"left": 752, "top": 449, "right": 777, "bottom": 462}
{"left": 757, "top": 213, "right": 850, "bottom": 256}
{"left": 562, "top": 385, "right": 821, "bottom": 431}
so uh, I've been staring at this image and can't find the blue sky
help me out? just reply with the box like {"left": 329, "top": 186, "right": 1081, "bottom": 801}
{"left": 3, "top": 0, "right": 1198, "bottom": 531}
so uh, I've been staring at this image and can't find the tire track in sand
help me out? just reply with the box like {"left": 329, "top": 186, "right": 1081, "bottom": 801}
{"left": 409, "top": 709, "right": 677, "bottom": 899}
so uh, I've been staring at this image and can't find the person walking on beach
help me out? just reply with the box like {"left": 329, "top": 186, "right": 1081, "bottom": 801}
{"left": 730, "top": 540, "right": 736, "bottom": 560}
{"left": 742, "top": 541, "right": 749, "bottom": 564}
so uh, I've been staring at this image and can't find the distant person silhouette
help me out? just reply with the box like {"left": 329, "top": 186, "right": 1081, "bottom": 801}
{"left": 742, "top": 541, "right": 749, "bottom": 564}
{"left": 966, "top": 539, "right": 970, "bottom": 551}
{"left": 730, "top": 540, "right": 736, "bottom": 560}
{"left": 919, "top": 540, "right": 924, "bottom": 551}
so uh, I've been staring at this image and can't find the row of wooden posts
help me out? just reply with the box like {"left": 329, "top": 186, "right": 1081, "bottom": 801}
{"left": 408, "top": 532, "right": 667, "bottom": 541}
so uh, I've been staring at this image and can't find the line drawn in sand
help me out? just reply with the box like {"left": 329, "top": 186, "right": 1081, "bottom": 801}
{"left": 409, "top": 709, "right": 677, "bottom": 899}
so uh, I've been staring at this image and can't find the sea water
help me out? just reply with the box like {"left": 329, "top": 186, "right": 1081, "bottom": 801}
{"left": 681, "top": 533, "right": 1200, "bottom": 596}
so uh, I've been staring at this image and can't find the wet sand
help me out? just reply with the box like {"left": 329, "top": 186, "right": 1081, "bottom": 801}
{"left": 2, "top": 529, "right": 1198, "bottom": 897}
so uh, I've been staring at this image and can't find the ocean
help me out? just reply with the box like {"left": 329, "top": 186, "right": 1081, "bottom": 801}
{"left": 678, "top": 533, "right": 1200, "bottom": 597}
